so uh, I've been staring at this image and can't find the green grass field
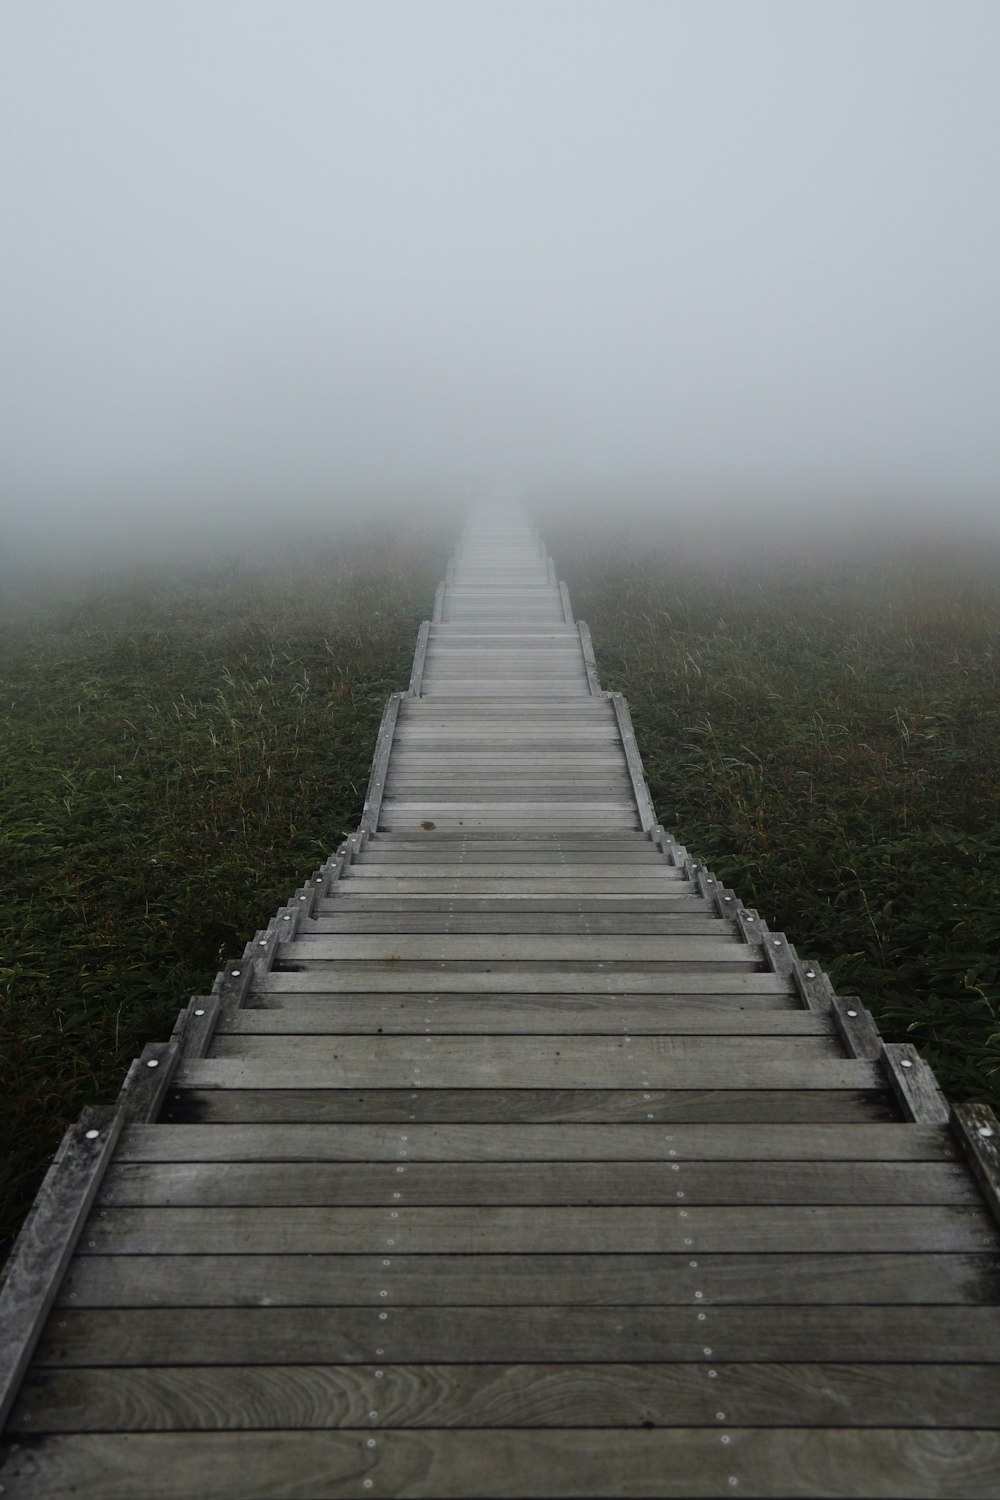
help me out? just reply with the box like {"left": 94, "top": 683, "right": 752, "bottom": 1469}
{"left": 544, "top": 506, "right": 1000, "bottom": 1115}
{"left": 0, "top": 513, "right": 454, "bottom": 1250}
{"left": 2, "top": 503, "right": 998, "bottom": 1252}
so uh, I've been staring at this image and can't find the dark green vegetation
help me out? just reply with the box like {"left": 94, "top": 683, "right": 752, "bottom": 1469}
{"left": 548, "top": 508, "right": 1000, "bottom": 1113}
{"left": 0, "top": 512, "right": 453, "bottom": 1250}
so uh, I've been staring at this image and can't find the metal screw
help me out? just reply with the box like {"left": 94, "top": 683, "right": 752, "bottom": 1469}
{"left": 85, "top": 1129, "right": 100, "bottom": 1140}
{"left": 846, "top": 1009, "right": 858, "bottom": 1018}
{"left": 194, "top": 1009, "right": 205, "bottom": 1017}
{"left": 900, "top": 1059, "right": 913, "bottom": 1069}
{"left": 146, "top": 1059, "right": 159, "bottom": 1069}
{"left": 805, "top": 969, "right": 816, "bottom": 978}
{"left": 230, "top": 969, "right": 241, "bottom": 977}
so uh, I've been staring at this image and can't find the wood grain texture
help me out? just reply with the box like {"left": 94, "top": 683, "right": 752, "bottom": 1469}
{"left": 11, "top": 1362, "right": 1000, "bottom": 1434}
{"left": 32, "top": 1304, "right": 1000, "bottom": 1366}
{"left": 95, "top": 1159, "right": 977, "bottom": 1208}
{"left": 117, "top": 1121, "right": 956, "bottom": 1163}
{"left": 166, "top": 1085, "right": 899, "bottom": 1125}
{"left": 4, "top": 1427, "right": 998, "bottom": 1499}
{"left": 54, "top": 1250, "right": 1000, "bottom": 1310}
{"left": 219, "top": 998, "right": 828, "bottom": 1033}
{"left": 75, "top": 1203, "right": 998, "bottom": 1255}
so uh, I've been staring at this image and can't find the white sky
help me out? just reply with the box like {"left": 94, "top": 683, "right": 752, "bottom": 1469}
{"left": 2, "top": 0, "right": 999, "bottom": 550}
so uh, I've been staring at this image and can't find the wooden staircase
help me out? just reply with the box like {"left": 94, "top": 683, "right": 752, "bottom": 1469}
{"left": 1, "top": 504, "right": 998, "bottom": 1497}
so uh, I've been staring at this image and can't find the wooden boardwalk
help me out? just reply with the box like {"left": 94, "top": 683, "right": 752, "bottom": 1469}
{"left": 2, "top": 505, "right": 999, "bottom": 1497}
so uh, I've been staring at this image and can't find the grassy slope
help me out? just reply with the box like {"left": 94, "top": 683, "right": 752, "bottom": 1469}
{"left": 0, "top": 514, "right": 452, "bottom": 1250}
{"left": 547, "top": 511, "right": 1000, "bottom": 1111}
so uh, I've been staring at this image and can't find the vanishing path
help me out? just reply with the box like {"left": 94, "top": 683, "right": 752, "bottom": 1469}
{"left": 2, "top": 505, "right": 999, "bottom": 1496}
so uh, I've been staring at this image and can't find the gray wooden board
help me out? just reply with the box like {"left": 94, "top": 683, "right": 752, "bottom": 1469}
{"left": 352, "top": 848, "right": 661, "bottom": 861}
{"left": 319, "top": 898, "right": 714, "bottom": 913}
{"left": 52, "top": 1250, "right": 1000, "bottom": 1309}
{"left": 10, "top": 1361, "right": 1000, "bottom": 1435}
{"left": 320, "top": 895, "right": 708, "bottom": 909}
{"left": 239, "top": 990, "right": 800, "bottom": 1016}
{"left": 166, "top": 1087, "right": 897, "bottom": 1125}
{"left": 4, "top": 1427, "right": 999, "bottom": 1499}
{"left": 219, "top": 1000, "right": 826, "bottom": 1033}
{"left": 343, "top": 866, "right": 688, "bottom": 883}
{"left": 387, "top": 789, "right": 638, "bottom": 802}
{"left": 305, "top": 906, "right": 734, "bottom": 930}
{"left": 117, "top": 1122, "right": 957, "bottom": 1163}
{"left": 180, "top": 1049, "right": 864, "bottom": 1091}
{"left": 253, "top": 972, "right": 791, "bottom": 995}
{"left": 31, "top": 1303, "right": 1000, "bottom": 1364}
{"left": 0, "top": 1108, "right": 121, "bottom": 1429}
{"left": 71, "top": 1204, "right": 997, "bottom": 1255}
{"left": 207, "top": 1036, "right": 839, "bottom": 1065}
{"left": 280, "top": 937, "right": 752, "bottom": 961}
{"left": 337, "top": 878, "right": 692, "bottom": 892}
{"left": 96, "top": 1160, "right": 977, "bottom": 1208}
{"left": 344, "top": 870, "right": 680, "bottom": 876}
{"left": 381, "top": 818, "right": 642, "bottom": 831}
{"left": 358, "top": 846, "right": 657, "bottom": 857}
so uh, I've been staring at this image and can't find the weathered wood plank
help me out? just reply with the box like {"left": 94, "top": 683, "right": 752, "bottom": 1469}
{"left": 221, "top": 998, "right": 824, "bottom": 1032}
{"left": 253, "top": 970, "right": 792, "bottom": 995}
{"left": 342, "top": 865, "right": 682, "bottom": 881}
{"left": 52, "top": 1249, "right": 1000, "bottom": 1309}
{"left": 952, "top": 1102, "right": 1000, "bottom": 1228}
{"left": 96, "top": 1159, "right": 977, "bottom": 1208}
{"left": 167, "top": 1086, "right": 897, "bottom": 1125}
{"left": 10, "top": 1362, "right": 1000, "bottom": 1434}
{"left": 279, "top": 936, "right": 754, "bottom": 962}
{"left": 179, "top": 1046, "right": 869, "bottom": 1091}
{"left": 31, "top": 1303, "right": 1000, "bottom": 1364}
{"left": 117, "top": 1121, "right": 957, "bottom": 1163}
{"left": 4, "top": 1426, "right": 999, "bottom": 1499}
{"left": 73, "top": 1203, "right": 996, "bottom": 1255}
{"left": 0, "top": 1108, "right": 122, "bottom": 1429}
{"left": 305, "top": 914, "right": 735, "bottom": 935}
{"left": 362, "top": 692, "right": 403, "bottom": 835}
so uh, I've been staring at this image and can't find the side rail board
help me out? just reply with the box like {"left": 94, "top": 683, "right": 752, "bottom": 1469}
{"left": 360, "top": 692, "right": 403, "bottom": 835}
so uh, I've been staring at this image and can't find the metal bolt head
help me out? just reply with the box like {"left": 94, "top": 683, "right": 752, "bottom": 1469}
{"left": 84, "top": 1129, "right": 100, "bottom": 1140}
{"left": 900, "top": 1059, "right": 913, "bottom": 1069}
{"left": 146, "top": 1059, "right": 159, "bottom": 1069}
{"left": 846, "top": 1009, "right": 858, "bottom": 1018}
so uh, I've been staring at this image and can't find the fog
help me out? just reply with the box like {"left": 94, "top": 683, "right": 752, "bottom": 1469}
{"left": 3, "top": 0, "right": 999, "bottom": 566}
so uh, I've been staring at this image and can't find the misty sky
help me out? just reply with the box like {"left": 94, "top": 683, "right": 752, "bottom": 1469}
{"left": 3, "top": 0, "right": 999, "bottom": 552}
